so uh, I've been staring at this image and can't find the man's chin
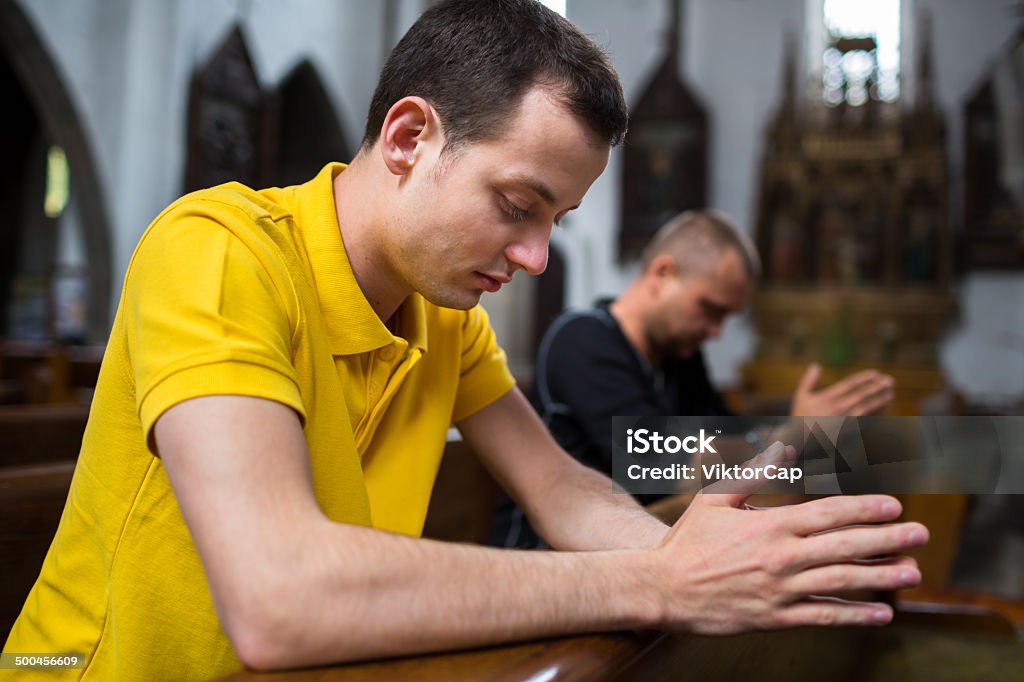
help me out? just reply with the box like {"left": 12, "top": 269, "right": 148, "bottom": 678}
{"left": 420, "top": 288, "right": 484, "bottom": 311}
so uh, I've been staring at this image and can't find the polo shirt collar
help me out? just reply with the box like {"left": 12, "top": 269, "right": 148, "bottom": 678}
{"left": 292, "top": 163, "right": 428, "bottom": 357}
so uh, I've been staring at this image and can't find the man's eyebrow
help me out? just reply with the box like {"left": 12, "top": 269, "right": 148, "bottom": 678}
{"left": 508, "top": 174, "right": 581, "bottom": 212}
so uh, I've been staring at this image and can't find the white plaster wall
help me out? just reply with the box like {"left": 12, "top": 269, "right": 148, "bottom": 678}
{"left": 943, "top": 274, "right": 1024, "bottom": 407}
{"left": 14, "top": 0, "right": 1023, "bottom": 402}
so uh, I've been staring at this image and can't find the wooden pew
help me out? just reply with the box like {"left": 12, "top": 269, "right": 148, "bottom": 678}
{"left": 0, "top": 460, "right": 75, "bottom": 640}
{"left": 66, "top": 345, "right": 104, "bottom": 388}
{"left": 422, "top": 435, "right": 501, "bottom": 544}
{"left": 0, "top": 341, "right": 104, "bottom": 405}
{"left": 216, "top": 617, "right": 1024, "bottom": 680}
{"left": 0, "top": 403, "right": 90, "bottom": 467}
{"left": 0, "top": 340, "right": 71, "bottom": 404}
{"left": 895, "top": 493, "right": 1024, "bottom": 633}
{"left": 219, "top": 626, "right": 876, "bottom": 681}
{"left": 0, "top": 402, "right": 88, "bottom": 639}
{"left": 217, "top": 484, "right": 1024, "bottom": 680}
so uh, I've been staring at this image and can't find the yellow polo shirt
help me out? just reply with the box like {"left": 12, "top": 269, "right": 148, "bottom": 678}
{"left": 4, "top": 163, "right": 516, "bottom": 679}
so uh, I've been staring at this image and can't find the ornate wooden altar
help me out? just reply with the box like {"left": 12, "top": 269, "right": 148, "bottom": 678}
{"left": 742, "top": 22, "right": 956, "bottom": 415}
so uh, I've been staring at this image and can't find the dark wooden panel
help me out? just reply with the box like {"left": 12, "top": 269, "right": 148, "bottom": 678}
{"left": 0, "top": 403, "right": 89, "bottom": 466}
{"left": 216, "top": 627, "right": 872, "bottom": 681}
{"left": 216, "top": 619, "right": 1024, "bottom": 681}
{"left": 185, "top": 25, "right": 276, "bottom": 193}
{"left": 619, "top": 0, "right": 708, "bottom": 260}
{"left": 0, "top": 460, "right": 75, "bottom": 640}
{"left": 0, "top": 340, "right": 69, "bottom": 404}
{"left": 66, "top": 344, "right": 104, "bottom": 390}
{"left": 422, "top": 438, "right": 500, "bottom": 544}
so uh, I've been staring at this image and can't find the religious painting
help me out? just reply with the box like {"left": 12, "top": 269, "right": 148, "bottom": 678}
{"left": 185, "top": 26, "right": 276, "bottom": 193}
{"left": 619, "top": 0, "right": 708, "bottom": 260}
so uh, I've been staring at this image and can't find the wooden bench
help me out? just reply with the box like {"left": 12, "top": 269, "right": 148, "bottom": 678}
{"left": 0, "top": 341, "right": 104, "bottom": 405}
{"left": 0, "top": 403, "right": 90, "bottom": 467}
{"left": 0, "top": 402, "right": 88, "bottom": 639}
{"left": 0, "top": 460, "right": 75, "bottom": 640}
{"left": 422, "top": 436, "right": 501, "bottom": 544}
{"left": 0, "top": 340, "right": 71, "bottom": 404}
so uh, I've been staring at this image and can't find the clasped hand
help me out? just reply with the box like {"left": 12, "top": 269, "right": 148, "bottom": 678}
{"left": 652, "top": 442, "right": 927, "bottom": 633}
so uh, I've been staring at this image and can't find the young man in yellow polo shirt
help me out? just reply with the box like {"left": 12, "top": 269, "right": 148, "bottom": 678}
{"left": 4, "top": 0, "right": 927, "bottom": 677}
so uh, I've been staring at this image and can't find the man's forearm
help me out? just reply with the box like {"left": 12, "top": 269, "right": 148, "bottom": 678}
{"left": 236, "top": 519, "right": 662, "bottom": 670}
{"left": 160, "top": 396, "right": 929, "bottom": 673}
{"left": 524, "top": 458, "right": 670, "bottom": 551}
{"left": 157, "top": 395, "right": 665, "bottom": 672}
{"left": 456, "top": 389, "right": 670, "bottom": 552}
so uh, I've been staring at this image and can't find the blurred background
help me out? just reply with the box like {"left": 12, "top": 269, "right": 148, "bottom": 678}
{"left": 1, "top": 0, "right": 1022, "bottom": 412}
{"left": 0, "top": 0, "right": 1022, "bottom": 642}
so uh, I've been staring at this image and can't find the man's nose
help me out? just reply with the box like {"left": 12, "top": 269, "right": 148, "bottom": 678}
{"left": 506, "top": 227, "right": 550, "bottom": 276}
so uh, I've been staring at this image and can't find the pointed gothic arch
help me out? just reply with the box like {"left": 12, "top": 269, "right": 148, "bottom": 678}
{"left": 0, "top": 0, "right": 113, "bottom": 341}
{"left": 276, "top": 59, "right": 352, "bottom": 186}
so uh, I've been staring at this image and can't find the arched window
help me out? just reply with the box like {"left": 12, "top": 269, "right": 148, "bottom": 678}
{"left": 808, "top": 0, "right": 902, "bottom": 107}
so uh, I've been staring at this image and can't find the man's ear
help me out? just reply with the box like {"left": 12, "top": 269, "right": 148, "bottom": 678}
{"left": 645, "top": 254, "right": 678, "bottom": 297}
{"left": 378, "top": 96, "right": 440, "bottom": 176}
{"left": 648, "top": 254, "right": 678, "bottom": 280}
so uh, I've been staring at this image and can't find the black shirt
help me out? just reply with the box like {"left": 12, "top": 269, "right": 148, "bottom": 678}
{"left": 488, "top": 301, "right": 733, "bottom": 548}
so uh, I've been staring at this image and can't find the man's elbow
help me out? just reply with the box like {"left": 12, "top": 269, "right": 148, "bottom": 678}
{"left": 223, "top": 594, "right": 301, "bottom": 671}
{"left": 220, "top": 574, "right": 370, "bottom": 671}
{"left": 228, "top": 605, "right": 376, "bottom": 672}
{"left": 232, "top": 627, "right": 284, "bottom": 672}
{"left": 213, "top": 569, "right": 330, "bottom": 672}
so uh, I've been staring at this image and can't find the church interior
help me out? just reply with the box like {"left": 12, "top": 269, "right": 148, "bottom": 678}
{"left": 2, "top": 0, "right": 1024, "bottom": 677}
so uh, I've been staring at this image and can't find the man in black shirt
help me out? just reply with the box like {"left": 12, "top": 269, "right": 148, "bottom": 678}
{"left": 491, "top": 210, "right": 895, "bottom": 548}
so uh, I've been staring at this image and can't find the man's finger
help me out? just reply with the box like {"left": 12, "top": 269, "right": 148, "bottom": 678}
{"left": 787, "top": 559, "right": 921, "bottom": 596}
{"left": 800, "top": 521, "right": 929, "bottom": 567}
{"left": 700, "top": 442, "right": 797, "bottom": 506}
{"left": 773, "top": 597, "right": 893, "bottom": 628}
{"left": 848, "top": 384, "right": 895, "bottom": 416}
{"left": 782, "top": 495, "right": 904, "bottom": 536}
{"left": 825, "top": 371, "right": 892, "bottom": 401}
{"left": 796, "top": 363, "right": 822, "bottom": 396}
{"left": 851, "top": 554, "right": 920, "bottom": 569}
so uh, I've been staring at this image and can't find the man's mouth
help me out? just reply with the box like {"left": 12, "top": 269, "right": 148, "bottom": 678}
{"left": 474, "top": 272, "right": 509, "bottom": 293}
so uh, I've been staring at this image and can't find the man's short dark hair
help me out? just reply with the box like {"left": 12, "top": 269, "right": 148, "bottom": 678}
{"left": 643, "top": 210, "right": 763, "bottom": 281}
{"left": 362, "top": 0, "right": 628, "bottom": 153}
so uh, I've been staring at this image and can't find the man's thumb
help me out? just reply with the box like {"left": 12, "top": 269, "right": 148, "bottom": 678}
{"left": 701, "top": 442, "right": 796, "bottom": 508}
{"left": 796, "top": 362, "right": 821, "bottom": 395}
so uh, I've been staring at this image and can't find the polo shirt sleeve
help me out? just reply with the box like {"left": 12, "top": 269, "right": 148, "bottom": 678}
{"left": 451, "top": 305, "right": 516, "bottom": 423}
{"left": 123, "top": 200, "right": 306, "bottom": 446}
